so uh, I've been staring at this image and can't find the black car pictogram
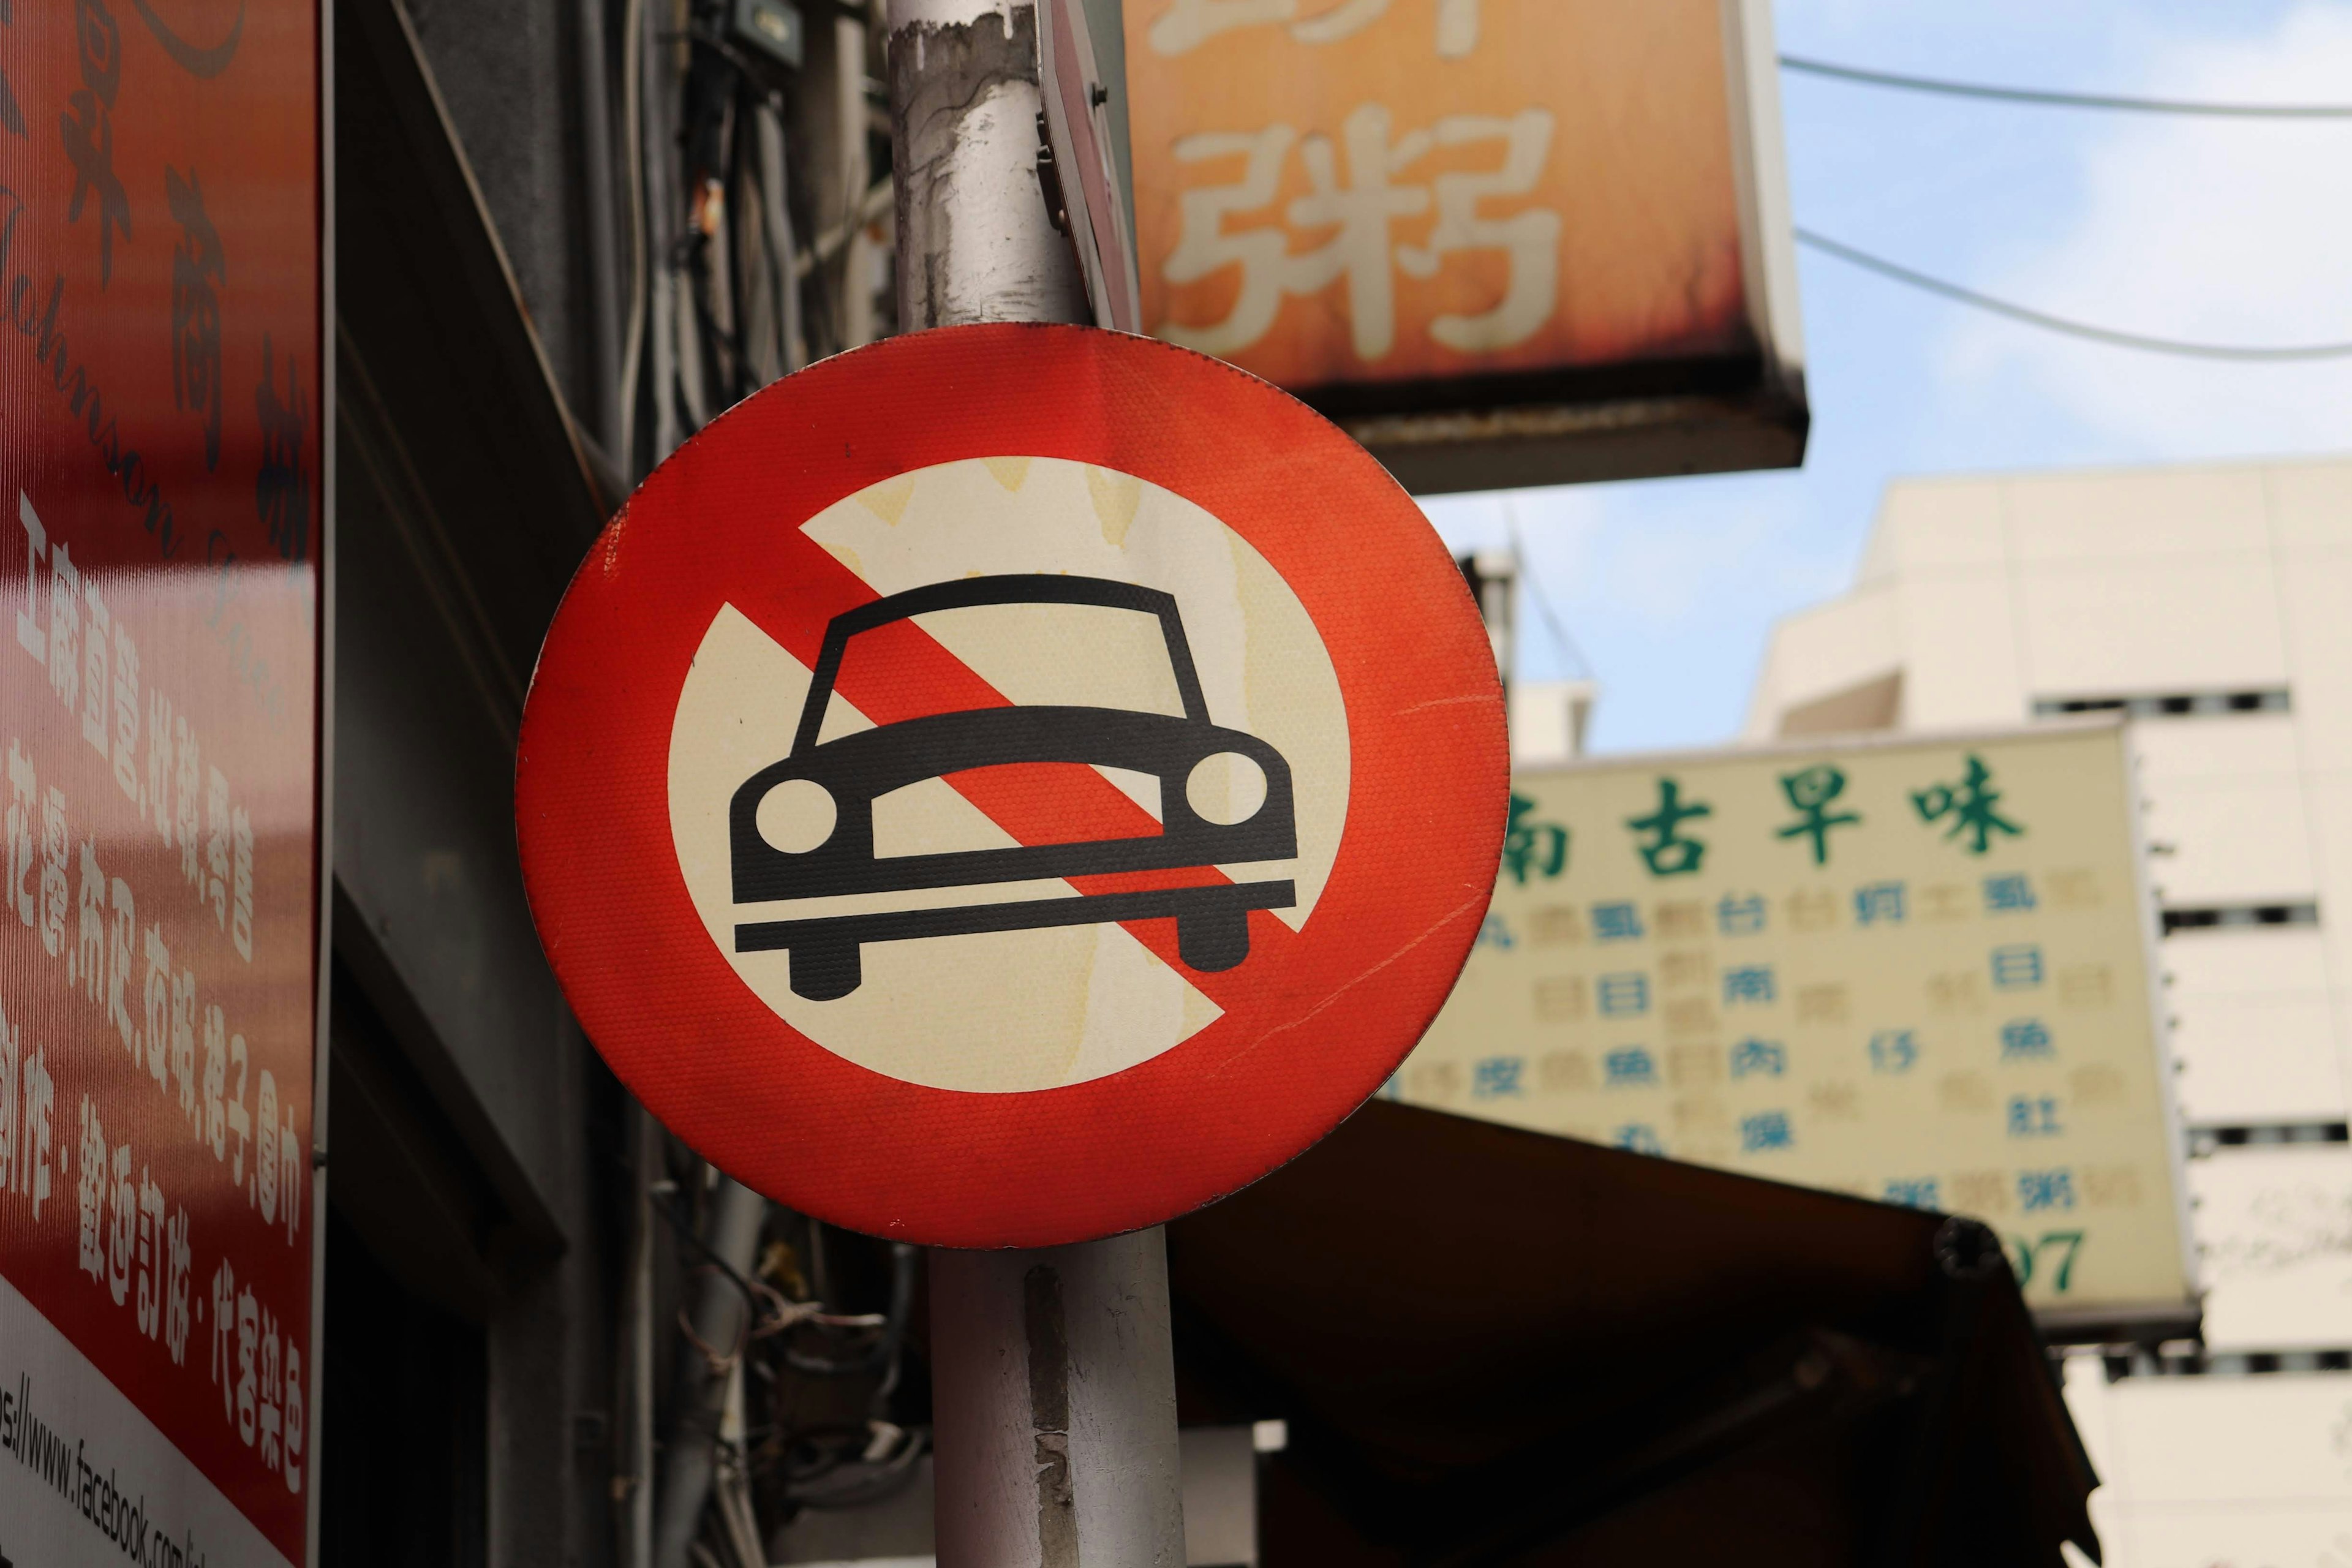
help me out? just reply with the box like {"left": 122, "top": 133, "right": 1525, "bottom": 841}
{"left": 730, "top": 575, "right": 1297, "bottom": 1000}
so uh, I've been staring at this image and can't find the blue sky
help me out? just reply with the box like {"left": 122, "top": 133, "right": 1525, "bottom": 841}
{"left": 1426, "top": 0, "right": 2352, "bottom": 752}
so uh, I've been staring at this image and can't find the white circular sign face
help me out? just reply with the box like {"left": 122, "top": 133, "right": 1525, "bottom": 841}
{"left": 665, "top": 456, "right": 1351, "bottom": 1094}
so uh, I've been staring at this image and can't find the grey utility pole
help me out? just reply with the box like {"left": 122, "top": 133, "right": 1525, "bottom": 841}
{"left": 883, "top": 2, "right": 1185, "bottom": 1564}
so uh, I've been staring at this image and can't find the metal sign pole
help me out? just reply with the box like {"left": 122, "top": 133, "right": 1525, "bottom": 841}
{"left": 882, "top": 3, "right": 1184, "bottom": 1564}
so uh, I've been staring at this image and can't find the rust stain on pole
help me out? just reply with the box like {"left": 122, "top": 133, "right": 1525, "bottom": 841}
{"left": 889, "top": 4, "right": 1088, "bottom": 330}
{"left": 1025, "top": 1262, "right": 1080, "bottom": 1567}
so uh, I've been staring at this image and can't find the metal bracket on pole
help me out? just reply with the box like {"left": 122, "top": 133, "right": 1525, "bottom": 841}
{"left": 883, "top": 3, "right": 1182, "bottom": 1564}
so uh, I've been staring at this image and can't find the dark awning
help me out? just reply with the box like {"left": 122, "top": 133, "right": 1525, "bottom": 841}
{"left": 1166, "top": 1099, "right": 2100, "bottom": 1567}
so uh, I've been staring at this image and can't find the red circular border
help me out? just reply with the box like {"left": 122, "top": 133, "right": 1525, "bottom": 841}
{"left": 516, "top": 324, "right": 1507, "bottom": 1248}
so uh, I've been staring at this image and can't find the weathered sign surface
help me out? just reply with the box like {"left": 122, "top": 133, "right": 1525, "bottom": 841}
{"left": 517, "top": 324, "right": 1508, "bottom": 1248}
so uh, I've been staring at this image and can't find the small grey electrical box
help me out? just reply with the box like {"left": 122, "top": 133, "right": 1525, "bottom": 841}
{"left": 731, "top": 0, "right": 804, "bottom": 72}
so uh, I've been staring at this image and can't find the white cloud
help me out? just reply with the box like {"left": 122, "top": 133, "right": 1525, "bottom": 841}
{"left": 1947, "top": 2, "right": 2352, "bottom": 455}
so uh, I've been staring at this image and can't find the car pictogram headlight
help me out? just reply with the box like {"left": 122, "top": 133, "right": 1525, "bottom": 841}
{"left": 1187, "top": 752, "right": 1267, "bottom": 826}
{"left": 756, "top": 778, "right": 838, "bottom": 853}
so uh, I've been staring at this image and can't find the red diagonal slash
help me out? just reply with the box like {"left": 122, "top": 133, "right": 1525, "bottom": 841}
{"left": 723, "top": 533, "right": 1303, "bottom": 1002}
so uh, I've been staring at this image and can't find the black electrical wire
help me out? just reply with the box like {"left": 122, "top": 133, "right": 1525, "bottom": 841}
{"left": 1795, "top": 228, "right": 2352, "bottom": 361}
{"left": 649, "top": 1186, "right": 777, "bottom": 1325}
{"left": 1780, "top": 53, "right": 2352, "bottom": 118}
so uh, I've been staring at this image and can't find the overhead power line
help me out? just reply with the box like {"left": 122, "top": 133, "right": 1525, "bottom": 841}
{"left": 1780, "top": 53, "right": 2352, "bottom": 119}
{"left": 1795, "top": 228, "right": 2352, "bottom": 361}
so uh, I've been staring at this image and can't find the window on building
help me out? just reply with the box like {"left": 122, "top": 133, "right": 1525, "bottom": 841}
{"left": 2162, "top": 902, "right": 2320, "bottom": 935}
{"left": 2034, "top": 688, "right": 2291, "bottom": 720}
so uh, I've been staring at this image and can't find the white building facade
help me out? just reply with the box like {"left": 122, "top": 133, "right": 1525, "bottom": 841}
{"left": 1747, "top": 458, "right": 2352, "bottom": 1567}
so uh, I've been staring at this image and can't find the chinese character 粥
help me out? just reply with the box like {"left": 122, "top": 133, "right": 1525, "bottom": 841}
{"left": 1775, "top": 764, "right": 1860, "bottom": 866}
{"left": 1883, "top": 1178, "right": 1940, "bottom": 1210}
{"left": 1611, "top": 1123, "right": 1664, "bottom": 1155}
{"left": 1602, "top": 1046, "right": 1656, "bottom": 1087}
{"left": 1983, "top": 873, "right": 2035, "bottom": 914}
{"left": 1596, "top": 972, "right": 1649, "bottom": 1017}
{"left": 1991, "top": 944, "right": 2045, "bottom": 989}
{"left": 1740, "top": 1110, "right": 1793, "bottom": 1153}
{"left": 1471, "top": 1055, "right": 1524, "bottom": 1099}
{"left": 1716, "top": 893, "right": 1766, "bottom": 936}
{"left": 1912, "top": 753, "right": 2024, "bottom": 854}
{"left": 256, "top": 333, "right": 314, "bottom": 562}
{"left": 2018, "top": 1168, "right": 2077, "bottom": 1212}
{"left": 1729, "top": 1038, "right": 1786, "bottom": 1079}
{"left": 1159, "top": 105, "right": 1559, "bottom": 364}
{"left": 166, "top": 167, "right": 227, "bottom": 470}
{"left": 1721, "top": 965, "right": 1776, "bottom": 1007}
{"left": 1999, "top": 1018, "right": 2053, "bottom": 1060}
{"left": 1853, "top": 881, "right": 1906, "bottom": 926}
{"left": 1501, "top": 791, "right": 1567, "bottom": 884}
{"left": 1592, "top": 901, "right": 1644, "bottom": 941}
{"left": 1626, "top": 777, "right": 1711, "bottom": 877}
{"left": 1868, "top": 1029, "right": 1920, "bottom": 1074}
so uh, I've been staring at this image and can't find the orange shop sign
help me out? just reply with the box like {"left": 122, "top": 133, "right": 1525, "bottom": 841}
{"left": 1121, "top": 0, "right": 1807, "bottom": 493}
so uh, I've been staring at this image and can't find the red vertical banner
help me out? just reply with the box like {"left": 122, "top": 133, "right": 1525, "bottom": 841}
{"left": 0, "top": 4, "right": 322, "bottom": 1567}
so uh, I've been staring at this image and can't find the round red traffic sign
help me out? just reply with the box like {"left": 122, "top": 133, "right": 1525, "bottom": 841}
{"left": 516, "top": 324, "right": 1506, "bottom": 1248}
